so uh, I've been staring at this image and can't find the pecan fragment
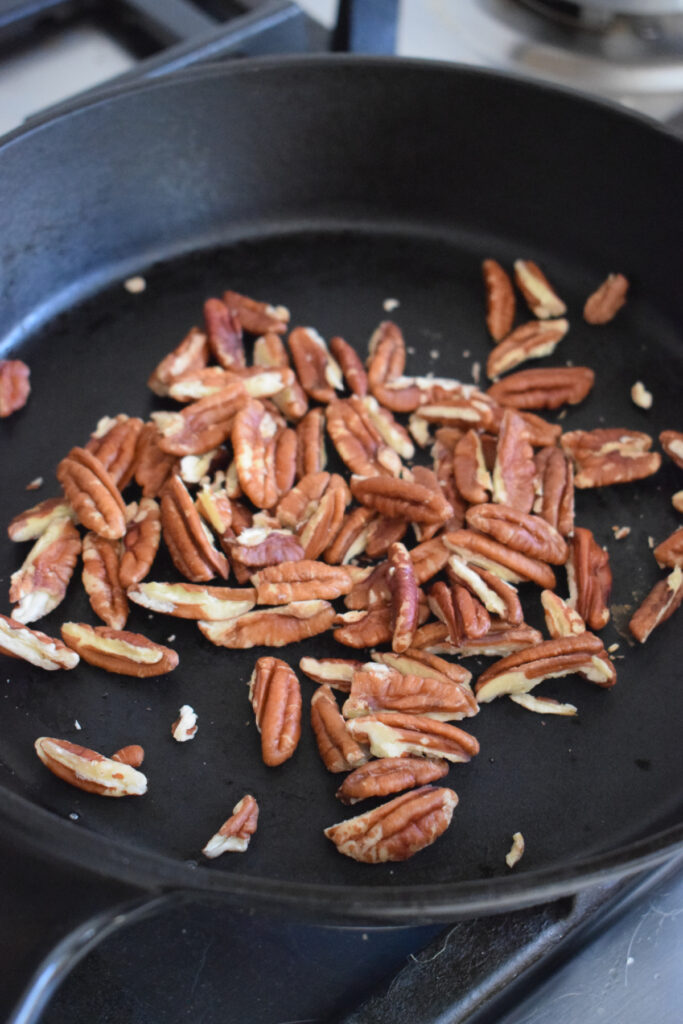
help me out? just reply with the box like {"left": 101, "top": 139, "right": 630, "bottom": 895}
{"left": 203, "top": 297, "right": 245, "bottom": 369}
{"left": 343, "top": 663, "right": 477, "bottom": 721}
{"left": 323, "top": 506, "right": 375, "bottom": 565}
{"left": 310, "top": 684, "right": 369, "bottom": 773}
{"left": 326, "top": 397, "right": 401, "bottom": 478}
{"left": 0, "top": 613, "right": 79, "bottom": 670}
{"left": 510, "top": 693, "right": 577, "bottom": 717}
{"left": 629, "top": 566, "right": 683, "bottom": 643}
{"left": 533, "top": 446, "right": 575, "bottom": 537}
{"left": 487, "top": 319, "right": 569, "bottom": 379}
{"left": 0, "top": 359, "right": 31, "bottom": 417}
{"left": 161, "top": 475, "right": 228, "bottom": 582}
{"left": 329, "top": 335, "right": 368, "bottom": 396}
{"left": 660, "top": 430, "right": 683, "bottom": 470}
{"left": 232, "top": 399, "right": 283, "bottom": 509}
{"left": 86, "top": 414, "right": 144, "bottom": 490}
{"left": 133, "top": 423, "right": 178, "bottom": 498}
{"left": 9, "top": 516, "right": 81, "bottom": 623}
{"left": 367, "top": 321, "right": 421, "bottom": 412}
{"left": 466, "top": 503, "right": 568, "bottom": 565}
{"left": 653, "top": 527, "right": 683, "bottom": 569}
{"left": 583, "top": 273, "right": 629, "bottom": 324}
{"left": 288, "top": 327, "right": 343, "bottom": 403}
{"left": 127, "top": 581, "right": 255, "bottom": 620}
{"left": 444, "top": 528, "right": 556, "bottom": 588}
{"left": 35, "top": 737, "right": 147, "bottom": 796}
{"left": 505, "top": 832, "right": 526, "bottom": 868}
{"left": 249, "top": 657, "right": 301, "bottom": 766}
{"left": 147, "top": 326, "right": 209, "bottom": 396}
{"left": 492, "top": 410, "right": 536, "bottom": 514}
{"left": 202, "top": 795, "right": 259, "bottom": 857}
{"left": 561, "top": 428, "right": 661, "bottom": 488}
{"left": 119, "top": 497, "right": 161, "bottom": 589}
{"left": 57, "top": 446, "right": 126, "bottom": 540}
{"left": 482, "top": 259, "right": 515, "bottom": 342}
{"left": 297, "top": 474, "right": 350, "bottom": 560}
{"left": 325, "top": 785, "right": 458, "bottom": 863}
{"left": 446, "top": 555, "right": 522, "bottom": 624}
{"left": 336, "top": 757, "right": 449, "bottom": 805}
{"left": 566, "top": 527, "right": 612, "bottom": 630}
{"left": 388, "top": 542, "right": 419, "bottom": 653}
{"left": 223, "top": 290, "right": 290, "bottom": 335}
{"left": 488, "top": 366, "right": 594, "bottom": 411}
{"left": 350, "top": 475, "right": 453, "bottom": 525}
{"left": 541, "top": 589, "right": 586, "bottom": 638}
{"left": 371, "top": 648, "right": 472, "bottom": 688}
{"left": 361, "top": 396, "right": 414, "bottom": 461}
{"left": 172, "top": 704, "right": 198, "bottom": 742}
{"left": 412, "top": 621, "right": 543, "bottom": 658}
{"left": 453, "top": 430, "right": 491, "bottom": 505}
{"left": 8, "top": 497, "right": 75, "bottom": 542}
{"left": 296, "top": 407, "right": 327, "bottom": 478}
{"left": 111, "top": 744, "right": 145, "bottom": 767}
{"left": 333, "top": 606, "right": 394, "bottom": 648}
{"left": 61, "top": 622, "right": 179, "bottom": 677}
{"left": 82, "top": 532, "right": 128, "bottom": 629}
{"left": 513, "top": 260, "right": 567, "bottom": 319}
{"left": 199, "top": 600, "right": 335, "bottom": 648}
{"left": 346, "top": 712, "right": 479, "bottom": 763}
{"left": 251, "top": 560, "right": 369, "bottom": 604}
{"left": 225, "top": 524, "right": 304, "bottom": 580}
{"left": 299, "top": 656, "right": 363, "bottom": 691}
{"left": 153, "top": 382, "right": 247, "bottom": 456}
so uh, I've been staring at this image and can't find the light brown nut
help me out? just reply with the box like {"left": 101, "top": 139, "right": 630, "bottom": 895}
{"left": 453, "top": 430, "right": 492, "bottom": 505}
{"left": 9, "top": 516, "right": 81, "bottom": 623}
{"left": 412, "top": 620, "right": 543, "bottom": 658}
{"left": 513, "top": 260, "right": 567, "bottom": 319}
{"left": 128, "top": 580, "right": 255, "bottom": 620}
{"left": 271, "top": 378, "right": 309, "bottom": 422}
{"left": 361, "top": 396, "right": 414, "bottom": 461}
{"left": 342, "top": 664, "right": 477, "bottom": 721}
{"left": 61, "top": 622, "right": 179, "bottom": 677}
{"left": 153, "top": 382, "right": 247, "bottom": 456}
{"left": 561, "top": 428, "right": 661, "bottom": 488}
{"left": 333, "top": 606, "right": 393, "bottom": 649}
{"left": 475, "top": 633, "right": 615, "bottom": 703}
{"left": 533, "top": 446, "right": 575, "bottom": 537}
{"left": 296, "top": 407, "right": 327, "bottom": 478}
{"left": 541, "top": 590, "right": 586, "bottom": 638}
{"left": 505, "top": 832, "right": 526, "bottom": 868}
{"left": 428, "top": 581, "right": 490, "bottom": 646}
{"left": 111, "top": 744, "right": 145, "bottom": 766}
{"left": 147, "top": 326, "right": 209, "bottom": 396}
{"left": 203, "top": 297, "right": 245, "bottom": 368}
{"left": 653, "top": 527, "right": 683, "bottom": 569}
{"left": 324, "top": 785, "right": 458, "bottom": 863}
{"left": 0, "top": 359, "right": 31, "bottom": 417}
{"left": 202, "top": 795, "right": 259, "bottom": 857}
{"left": 367, "top": 321, "right": 421, "bottom": 413}
{"left": 168, "top": 366, "right": 296, "bottom": 404}
{"left": 288, "top": 327, "right": 343, "bottom": 403}
{"left": 492, "top": 410, "right": 536, "bottom": 514}
{"left": 660, "top": 430, "right": 683, "bottom": 470}
{"left": 583, "top": 273, "right": 629, "bottom": 324}
{"left": 566, "top": 527, "right": 612, "bottom": 630}
{"left": 329, "top": 335, "right": 368, "bottom": 396}
{"left": 232, "top": 399, "right": 283, "bottom": 509}
{"left": 350, "top": 475, "right": 453, "bottom": 526}
{"left": 364, "top": 516, "right": 409, "bottom": 560}
{"left": 253, "top": 332, "right": 291, "bottom": 369}
{"left": 466, "top": 503, "right": 568, "bottom": 565}
{"left": 160, "top": 475, "right": 228, "bottom": 582}
{"left": 119, "top": 497, "right": 161, "bottom": 589}
{"left": 273, "top": 426, "right": 298, "bottom": 497}
{"left": 346, "top": 712, "right": 479, "bottom": 763}
{"left": 410, "top": 537, "right": 451, "bottom": 585}
{"left": 446, "top": 554, "right": 523, "bottom": 625}
{"left": 311, "top": 684, "right": 370, "bottom": 773}
{"left": 276, "top": 471, "right": 331, "bottom": 531}
{"left": 252, "top": 560, "right": 369, "bottom": 604}
{"left": 298, "top": 474, "right": 350, "bottom": 560}
{"left": 486, "top": 319, "right": 569, "bottom": 380}
{"left": 323, "top": 506, "right": 375, "bottom": 565}
{"left": 482, "top": 259, "right": 515, "bottom": 342}
{"left": 197, "top": 478, "right": 233, "bottom": 535}
{"left": 326, "top": 397, "right": 401, "bottom": 478}
{"left": 132, "top": 423, "right": 178, "bottom": 498}
{"left": 443, "top": 529, "right": 555, "bottom": 588}
{"left": 35, "top": 737, "right": 147, "bottom": 796}
{"left": 388, "top": 542, "right": 419, "bottom": 653}
{"left": 488, "top": 366, "right": 595, "bottom": 411}
{"left": 409, "top": 381, "right": 499, "bottom": 431}
{"left": 371, "top": 648, "right": 472, "bottom": 689}
{"left": 224, "top": 525, "right": 305, "bottom": 578}
{"left": 299, "top": 656, "right": 364, "bottom": 692}
{"left": 223, "top": 290, "right": 290, "bottom": 335}
{"left": 8, "top": 497, "right": 75, "bottom": 542}
{"left": 344, "top": 561, "right": 391, "bottom": 610}
{"left": 336, "top": 757, "right": 449, "bottom": 805}
{"left": 57, "top": 446, "right": 127, "bottom": 540}
{"left": 172, "top": 705, "right": 198, "bottom": 742}
{"left": 249, "top": 656, "right": 301, "bottom": 767}
{"left": 82, "top": 532, "right": 128, "bottom": 630}
{"left": 0, "top": 613, "right": 79, "bottom": 670}
{"left": 199, "top": 600, "right": 335, "bottom": 648}
{"left": 510, "top": 693, "right": 577, "bottom": 717}
{"left": 629, "top": 565, "right": 683, "bottom": 643}
{"left": 85, "top": 415, "right": 144, "bottom": 490}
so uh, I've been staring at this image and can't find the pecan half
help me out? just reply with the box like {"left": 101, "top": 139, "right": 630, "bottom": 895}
{"left": 223, "top": 290, "right": 290, "bottom": 335}
{"left": 329, "top": 335, "right": 368, "bottom": 396}
{"left": 35, "top": 737, "right": 147, "bottom": 796}
{"left": 629, "top": 565, "right": 683, "bottom": 643}
{"left": 446, "top": 554, "right": 522, "bottom": 624}
{"left": 429, "top": 581, "right": 491, "bottom": 646}
{"left": 231, "top": 399, "right": 284, "bottom": 509}
{"left": 127, "top": 581, "right": 255, "bottom": 620}
{"left": 541, "top": 589, "right": 586, "bottom": 638}
{"left": 297, "top": 474, "right": 350, "bottom": 560}
{"left": 346, "top": 712, "right": 479, "bottom": 763}
{"left": 371, "top": 648, "right": 472, "bottom": 688}
{"left": 198, "top": 600, "right": 335, "bottom": 648}
{"left": 367, "top": 321, "right": 421, "bottom": 412}
{"left": 203, "top": 297, "right": 245, "bottom": 369}
{"left": 8, "top": 497, "right": 75, "bottom": 542}
{"left": 326, "top": 397, "right": 401, "bottom": 478}
{"left": 513, "top": 260, "right": 567, "bottom": 319}
{"left": 147, "top": 326, "right": 209, "bottom": 396}
{"left": 336, "top": 757, "right": 449, "bottom": 805}
{"left": 491, "top": 410, "right": 536, "bottom": 513}
{"left": 412, "top": 621, "right": 543, "bottom": 658}
{"left": 482, "top": 259, "right": 515, "bottom": 342}
{"left": 388, "top": 542, "right": 419, "bottom": 653}
{"left": 466, "top": 503, "right": 568, "bottom": 565}
{"left": 333, "top": 606, "right": 394, "bottom": 648}
{"left": 299, "top": 656, "right": 364, "bottom": 692}
{"left": 133, "top": 423, "right": 178, "bottom": 498}
{"left": 323, "top": 506, "right": 375, "bottom": 565}
{"left": 453, "top": 430, "right": 492, "bottom": 505}
{"left": 445, "top": 529, "right": 556, "bottom": 591}
{"left": 249, "top": 656, "right": 301, "bottom": 766}
{"left": 342, "top": 663, "right": 477, "bottom": 721}
{"left": 350, "top": 475, "right": 453, "bottom": 525}
{"left": 57, "top": 446, "right": 126, "bottom": 539}
{"left": 488, "top": 366, "right": 594, "bottom": 411}
{"left": 326, "top": 785, "right": 458, "bottom": 864}
{"left": 660, "top": 430, "right": 683, "bottom": 470}
{"left": 251, "top": 560, "right": 369, "bottom": 604}
{"left": 61, "top": 622, "right": 179, "bottom": 677}
{"left": 410, "top": 537, "right": 451, "bottom": 585}
{"left": 561, "top": 428, "right": 661, "bottom": 488}
{"left": 583, "top": 273, "right": 629, "bottom": 324}
{"left": 0, "top": 613, "right": 79, "bottom": 670}
{"left": 310, "top": 684, "right": 369, "bottom": 773}
{"left": 0, "top": 359, "right": 31, "bottom": 417}
{"left": 82, "top": 532, "right": 128, "bottom": 630}
{"left": 160, "top": 475, "right": 228, "bottom": 582}
{"left": 9, "top": 516, "right": 81, "bottom": 623}
{"left": 653, "top": 527, "right": 683, "bottom": 569}
{"left": 288, "top": 327, "right": 343, "bottom": 403}
{"left": 296, "top": 407, "right": 327, "bottom": 478}
{"left": 486, "top": 319, "right": 569, "bottom": 379}
{"left": 533, "top": 446, "right": 575, "bottom": 537}
{"left": 119, "top": 497, "right": 161, "bottom": 589}
{"left": 202, "top": 795, "right": 259, "bottom": 857}
{"left": 566, "top": 527, "right": 612, "bottom": 630}
{"left": 153, "top": 382, "right": 247, "bottom": 456}
{"left": 86, "top": 414, "right": 144, "bottom": 490}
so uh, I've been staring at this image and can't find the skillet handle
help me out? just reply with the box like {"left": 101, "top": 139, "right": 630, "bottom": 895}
{"left": 0, "top": 832, "right": 166, "bottom": 1024}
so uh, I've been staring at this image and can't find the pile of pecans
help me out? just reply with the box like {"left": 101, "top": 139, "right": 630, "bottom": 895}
{"left": 2, "top": 266, "right": 682, "bottom": 865}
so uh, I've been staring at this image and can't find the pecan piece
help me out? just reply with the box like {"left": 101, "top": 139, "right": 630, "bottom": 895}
{"left": 333, "top": 606, "right": 393, "bottom": 649}
{"left": 510, "top": 693, "right": 577, "bottom": 717}
{"left": 202, "top": 795, "right": 259, "bottom": 858}
{"left": 296, "top": 407, "right": 327, "bottom": 478}
{"left": 329, "top": 335, "right": 368, "bottom": 396}
{"left": 428, "top": 581, "right": 490, "bottom": 646}
{"left": 128, "top": 580, "right": 254, "bottom": 620}
{"left": 223, "top": 290, "right": 290, "bottom": 335}
{"left": 453, "top": 430, "right": 492, "bottom": 505}
{"left": 225, "top": 522, "right": 304, "bottom": 583}
{"left": 388, "top": 542, "right": 419, "bottom": 653}
{"left": 336, "top": 757, "right": 449, "bottom": 805}
{"left": 0, "top": 359, "right": 31, "bottom": 417}
{"left": 0, "top": 613, "right": 79, "bottom": 670}
{"left": 475, "top": 633, "right": 615, "bottom": 703}
{"left": 169, "top": 366, "right": 295, "bottom": 404}
{"left": 8, "top": 497, "right": 75, "bottom": 542}
{"left": 172, "top": 705, "right": 198, "bottom": 742}
{"left": 361, "top": 396, "right": 414, "bottom": 461}
{"left": 326, "top": 397, "right": 401, "bottom": 478}
{"left": 161, "top": 475, "right": 228, "bottom": 582}
{"left": 147, "top": 326, "right": 209, "bottom": 396}
{"left": 411, "top": 620, "right": 543, "bottom": 657}
{"left": 324, "top": 785, "right": 458, "bottom": 863}
{"left": 297, "top": 474, "right": 350, "bottom": 560}
{"left": 199, "top": 600, "right": 335, "bottom": 648}
{"left": 541, "top": 589, "right": 586, "bottom": 638}
{"left": 533, "top": 446, "right": 575, "bottom": 537}
{"left": 346, "top": 712, "right": 479, "bottom": 763}
{"left": 249, "top": 657, "right": 301, "bottom": 766}
{"left": 251, "top": 560, "right": 369, "bottom": 604}
{"left": 203, "top": 297, "right": 245, "bottom": 369}
{"left": 491, "top": 410, "right": 536, "bottom": 514}
{"left": 629, "top": 565, "right": 683, "bottom": 643}
{"left": 86, "top": 414, "right": 144, "bottom": 490}
{"left": 561, "top": 428, "right": 661, "bottom": 488}
{"left": 443, "top": 529, "right": 556, "bottom": 588}
{"left": 343, "top": 663, "right": 477, "bottom": 721}
{"left": 365, "top": 516, "right": 409, "bottom": 559}
{"left": 57, "top": 446, "right": 126, "bottom": 540}
{"left": 466, "top": 503, "right": 568, "bottom": 565}
{"left": 35, "top": 737, "right": 147, "bottom": 797}
{"left": 482, "top": 259, "right": 515, "bottom": 342}
{"left": 288, "top": 327, "right": 343, "bottom": 403}
{"left": 446, "top": 554, "right": 523, "bottom": 625}
{"left": 61, "top": 622, "right": 178, "bottom": 677}
{"left": 9, "top": 516, "right": 81, "bottom": 623}
{"left": 513, "top": 260, "right": 567, "bottom": 319}
{"left": 653, "top": 527, "right": 683, "bottom": 569}
{"left": 486, "top": 319, "right": 569, "bottom": 379}
{"left": 583, "top": 273, "right": 629, "bottom": 324}
{"left": 133, "top": 423, "right": 178, "bottom": 498}
{"left": 111, "top": 744, "right": 145, "bottom": 767}
{"left": 371, "top": 648, "right": 472, "bottom": 689}
{"left": 311, "top": 684, "right": 369, "bottom": 773}
{"left": 660, "top": 430, "right": 683, "bottom": 471}
{"left": 299, "top": 656, "right": 364, "bottom": 692}
{"left": 232, "top": 399, "right": 283, "bottom": 509}
{"left": 350, "top": 475, "right": 453, "bottom": 525}
{"left": 119, "top": 497, "right": 161, "bottom": 589}
{"left": 253, "top": 332, "right": 290, "bottom": 369}
{"left": 153, "top": 382, "right": 247, "bottom": 456}
{"left": 276, "top": 471, "right": 331, "bottom": 531}
{"left": 82, "top": 532, "right": 128, "bottom": 630}
{"left": 323, "top": 506, "right": 375, "bottom": 565}
{"left": 566, "top": 527, "right": 612, "bottom": 630}
{"left": 488, "top": 366, "right": 594, "bottom": 411}
{"left": 410, "top": 537, "right": 451, "bottom": 585}
{"left": 367, "top": 321, "right": 421, "bottom": 412}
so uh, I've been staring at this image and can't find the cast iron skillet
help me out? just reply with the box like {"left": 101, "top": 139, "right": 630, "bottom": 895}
{"left": 0, "top": 56, "right": 682, "bottom": 1019}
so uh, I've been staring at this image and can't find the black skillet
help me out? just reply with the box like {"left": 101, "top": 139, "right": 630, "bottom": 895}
{"left": 0, "top": 55, "right": 682, "bottom": 1020}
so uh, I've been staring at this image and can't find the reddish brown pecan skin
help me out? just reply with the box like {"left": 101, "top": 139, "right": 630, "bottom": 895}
{"left": 203, "top": 297, "right": 245, "bottom": 369}
{"left": 466, "top": 503, "right": 568, "bottom": 565}
{"left": 249, "top": 657, "right": 301, "bottom": 767}
{"left": 482, "top": 259, "right": 515, "bottom": 342}
{"left": 583, "top": 273, "right": 629, "bottom": 324}
{"left": 0, "top": 359, "right": 31, "bottom": 417}
{"left": 568, "top": 527, "right": 612, "bottom": 630}
{"left": 488, "top": 367, "right": 594, "bottom": 411}
{"left": 310, "top": 684, "right": 369, "bottom": 773}
{"left": 57, "top": 447, "right": 127, "bottom": 540}
{"left": 388, "top": 542, "right": 419, "bottom": 653}
{"left": 336, "top": 757, "right": 449, "bottom": 804}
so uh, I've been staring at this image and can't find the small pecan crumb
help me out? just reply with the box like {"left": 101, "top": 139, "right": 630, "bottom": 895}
{"left": 25, "top": 477, "right": 43, "bottom": 491}
{"left": 631, "top": 381, "right": 652, "bottom": 409}
{"left": 505, "top": 832, "right": 525, "bottom": 868}
{"left": 608, "top": 642, "right": 620, "bottom": 653}
{"left": 611, "top": 525, "right": 631, "bottom": 540}
{"left": 123, "top": 275, "right": 146, "bottom": 294}
{"left": 172, "top": 704, "right": 198, "bottom": 742}
{"left": 383, "top": 298, "right": 400, "bottom": 311}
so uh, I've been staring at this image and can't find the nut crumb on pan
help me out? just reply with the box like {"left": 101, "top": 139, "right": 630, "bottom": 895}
{"left": 124, "top": 275, "right": 146, "bottom": 294}
{"left": 172, "top": 704, "right": 198, "bottom": 742}
{"left": 383, "top": 298, "right": 400, "bottom": 311}
{"left": 631, "top": 381, "right": 653, "bottom": 409}
{"left": 505, "top": 831, "right": 525, "bottom": 868}
{"left": 612, "top": 525, "right": 631, "bottom": 540}
{"left": 26, "top": 477, "right": 43, "bottom": 491}
{"left": 608, "top": 642, "right": 620, "bottom": 653}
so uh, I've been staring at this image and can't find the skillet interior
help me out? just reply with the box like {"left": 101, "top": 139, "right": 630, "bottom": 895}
{"left": 0, "top": 58, "right": 681, "bottom": 918}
